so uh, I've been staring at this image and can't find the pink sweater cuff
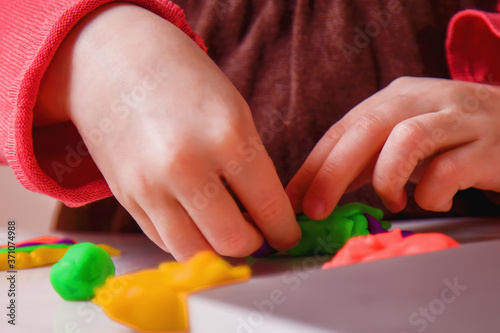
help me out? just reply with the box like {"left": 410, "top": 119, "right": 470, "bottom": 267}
{"left": 446, "top": 9, "right": 500, "bottom": 85}
{"left": 0, "top": 0, "right": 206, "bottom": 207}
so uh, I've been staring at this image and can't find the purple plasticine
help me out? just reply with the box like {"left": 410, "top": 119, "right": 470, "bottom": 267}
{"left": 401, "top": 230, "right": 414, "bottom": 237}
{"left": 365, "top": 214, "right": 413, "bottom": 238}
{"left": 251, "top": 240, "right": 277, "bottom": 258}
{"left": 365, "top": 214, "right": 388, "bottom": 235}
{"left": 17, "top": 238, "right": 76, "bottom": 247}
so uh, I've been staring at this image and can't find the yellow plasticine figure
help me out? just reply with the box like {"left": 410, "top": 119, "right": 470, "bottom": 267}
{"left": 93, "top": 251, "right": 251, "bottom": 332}
{"left": 0, "top": 247, "right": 69, "bottom": 270}
{"left": 0, "top": 244, "right": 120, "bottom": 270}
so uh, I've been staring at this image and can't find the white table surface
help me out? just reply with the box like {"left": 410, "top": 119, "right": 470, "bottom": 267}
{"left": 1, "top": 217, "right": 500, "bottom": 333}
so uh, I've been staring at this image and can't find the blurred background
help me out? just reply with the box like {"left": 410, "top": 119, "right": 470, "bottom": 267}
{"left": 0, "top": 165, "right": 58, "bottom": 233}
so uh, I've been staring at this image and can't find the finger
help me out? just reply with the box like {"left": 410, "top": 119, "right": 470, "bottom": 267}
{"left": 176, "top": 174, "right": 264, "bottom": 258}
{"left": 294, "top": 81, "right": 440, "bottom": 218}
{"left": 373, "top": 109, "right": 478, "bottom": 212}
{"left": 140, "top": 195, "right": 213, "bottom": 262}
{"left": 228, "top": 138, "right": 301, "bottom": 250}
{"left": 284, "top": 79, "right": 395, "bottom": 211}
{"left": 345, "top": 154, "right": 378, "bottom": 192}
{"left": 116, "top": 197, "right": 170, "bottom": 253}
{"left": 302, "top": 111, "right": 394, "bottom": 220}
{"left": 286, "top": 121, "right": 347, "bottom": 212}
{"left": 414, "top": 143, "right": 483, "bottom": 211}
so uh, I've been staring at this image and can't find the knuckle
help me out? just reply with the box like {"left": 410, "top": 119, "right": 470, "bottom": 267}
{"left": 391, "top": 119, "right": 425, "bottom": 148}
{"left": 320, "top": 158, "right": 340, "bottom": 179}
{"left": 213, "top": 229, "right": 253, "bottom": 257}
{"left": 299, "top": 161, "right": 319, "bottom": 180}
{"left": 164, "top": 148, "right": 199, "bottom": 177}
{"left": 256, "top": 196, "right": 287, "bottom": 222}
{"left": 373, "top": 167, "right": 404, "bottom": 195}
{"left": 352, "top": 112, "right": 386, "bottom": 134}
{"left": 430, "top": 158, "right": 461, "bottom": 184}
{"left": 372, "top": 171, "right": 391, "bottom": 193}
{"left": 324, "top": 122, "right": 347, "bottom": 142}
{"left": 388, "top": 76, "right": 412, "bottom": 89}
{"left": 118, "top": 171, "right": 151, "bottom": 200}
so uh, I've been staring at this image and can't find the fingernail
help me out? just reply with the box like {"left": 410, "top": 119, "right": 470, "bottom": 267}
{"left": 436, "top": 200, "right": 453, "bottom": 212}
{"left": 381, "top": 191, "right": 406, "bottom": 213}
{"left": 304, "top": 194, "right": 326, "bottom": 219}
{"left": 383, "top": 200, "right": 402, "bottom": 213}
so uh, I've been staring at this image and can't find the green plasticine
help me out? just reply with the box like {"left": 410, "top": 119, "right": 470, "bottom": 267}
{"left": 0, "top": 243, "right": 70, "bottom": 254}
{"left": 380, "top": 220, "right": 392, "bottom": 230}
{"left": 350, "top": 213, "right": 370, "bottom": 238}
{"left": 286, "top": 215, "right": 353, "bottom": 256}
{"left": 50, "top": 242, "right": 115, "bottom": 301}
{"left": 333, "top": 202, "right": 384, "bottom": 220}
{"left": 286, "top": 203, "right": 388, "bottom": 256}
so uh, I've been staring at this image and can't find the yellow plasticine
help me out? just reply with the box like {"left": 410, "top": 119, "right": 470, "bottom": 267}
{"left": 0, "top": 244, "right": 121, "bottom": 270}
{"left": 96, "top": 243, "right": 122, "bottom": 256}
{"left": 93, "top": 251, "right": 251, "bottom": 332}
{"left": 0, "top": 247, "right": 68, "bottom": 270}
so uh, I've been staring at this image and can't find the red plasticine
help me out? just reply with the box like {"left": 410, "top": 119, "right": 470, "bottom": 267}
{"left": 322, "top": 229, "right": 459, "bottom": 269}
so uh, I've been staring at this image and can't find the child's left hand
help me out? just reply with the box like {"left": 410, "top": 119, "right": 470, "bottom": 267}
{"left": 286, "top": 77, "right": 500, "bottom": 218}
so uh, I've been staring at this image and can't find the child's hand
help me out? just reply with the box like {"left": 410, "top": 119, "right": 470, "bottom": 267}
{"left": 286, "top": 77, "right": 500, "bottom": 219}
{"left": 35, "top": 3, "right": 300, "bottom": 261}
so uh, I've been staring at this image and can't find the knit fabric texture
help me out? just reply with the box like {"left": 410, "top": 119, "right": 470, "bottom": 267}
{"left": 0, "top": 0, "right": 206, "bottom": 207}
{"left": 1, "top": 0, "right": 500, "bottom": 215}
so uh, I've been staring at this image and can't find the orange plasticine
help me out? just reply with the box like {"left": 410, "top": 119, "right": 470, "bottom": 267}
{"left": 322, "top": 229, "right": 459, "bottom": 269}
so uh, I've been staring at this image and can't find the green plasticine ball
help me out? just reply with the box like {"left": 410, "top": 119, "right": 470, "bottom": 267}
{"left": 286, "top": 203, "right": 388, "bottom": 256}
{"left": 50, "top": 242, "right": 115, "bottom": 301}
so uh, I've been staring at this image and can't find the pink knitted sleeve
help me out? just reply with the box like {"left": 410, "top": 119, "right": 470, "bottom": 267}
{"left": 445, "top": 4, "right": 500, "bottom": 204}
{"left": 446, "top": 4, "right": 500, "bottom": 85}
{"left": 0, "top": 0, "right": 206, "bottom": 207}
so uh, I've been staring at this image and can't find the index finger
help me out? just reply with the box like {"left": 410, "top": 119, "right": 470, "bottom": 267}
{"left": 226, "top": 135, "right": 301, "bottom": 251}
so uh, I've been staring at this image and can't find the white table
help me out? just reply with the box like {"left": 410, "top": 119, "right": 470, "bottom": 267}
{"left": 1, "top": 217, "right": 500, "bottom": 333}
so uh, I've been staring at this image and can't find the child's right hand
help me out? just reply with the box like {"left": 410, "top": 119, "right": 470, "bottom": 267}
{"left": 35, "top": 3, "right": 300, "bottom": 261}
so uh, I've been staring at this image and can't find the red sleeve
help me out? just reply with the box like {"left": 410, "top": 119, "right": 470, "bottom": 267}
{"left": 0, "top": 0, "right": 206, "bottom": 207}
{"left": 446, "top": 4, "right": 500, "bottom": 205}
{"left": 446, "top": 4, "right": 500, "bottom": 84}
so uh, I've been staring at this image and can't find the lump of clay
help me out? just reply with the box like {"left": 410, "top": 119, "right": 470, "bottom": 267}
{"left": 50, "top": 242, "right": 115, "bottom": 301}
{"left": 322, "top": 229, "right": 459, "bottom": 269}
{"left": 285, "top": 202, "right": 390, "bottom": 256}
{"left": 93, "top": 251, "right": 251, "bottom": 332}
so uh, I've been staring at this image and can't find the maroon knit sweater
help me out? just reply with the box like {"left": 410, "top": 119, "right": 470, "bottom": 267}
{"left": 57, "top": 0, "right": 500, "bottom": 232}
